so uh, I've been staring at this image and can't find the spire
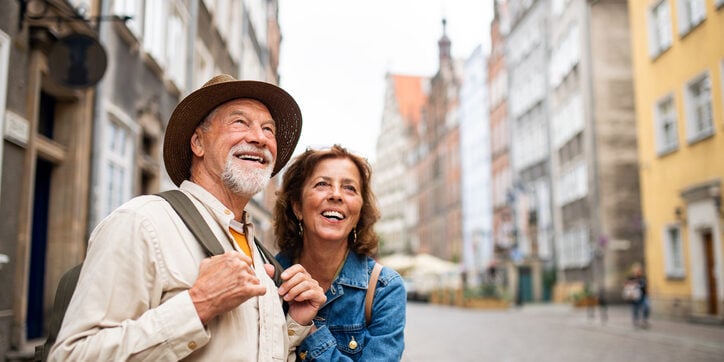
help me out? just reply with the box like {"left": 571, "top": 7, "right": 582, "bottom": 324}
{"left": 438, "top": 18, "right": 451, "bottom": 63}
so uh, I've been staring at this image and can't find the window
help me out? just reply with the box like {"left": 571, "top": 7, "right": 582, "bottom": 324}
{"left": 166, "top": 2, "right": 188, "bottom": 88}
{"left": 556, "top": 161, "right": 587, "bottom": 206}
{"left": 549, "top": 23, "right": 580, "bottom": 89}
{"left": 677, "top": 0, "right": 706, "bottom": 36}
{"left": 113, "top": 0, "right": 143, "bottom": 36}
{"left": 551, "top": 93, "right": 584, "bottom": 149}
{"left": 194, "top": 41, "right": 214, "bottom": 89}
{"left": 143, "top": 0, "right": 168, "bottom": 66}
{"left": 556, "top": 225, "right": 591, "bottom": 269}
{"left": 103, "top": 120, "right": 133, "bottom": 218}
{"left": 684, "top": 72, "right": 713, "bottom": 143}
{"left": 647, "top": 0, "right": 673, "bottom": 58}
{"left": 552, "top": 0, "right": 566, "bottom": 16}
{"left": 654, "top": 94, "right": 678, "bottom": 154}
{"left": 663, "top": 225, "right": 685, "bottom": 278}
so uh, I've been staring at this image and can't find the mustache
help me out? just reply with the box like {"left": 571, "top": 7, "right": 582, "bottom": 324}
{"left": 228, "top": 143, "right": 274, "bottom": 165}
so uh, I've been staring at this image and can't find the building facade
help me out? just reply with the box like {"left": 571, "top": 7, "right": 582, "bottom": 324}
{"left": 0, "top": 0, "right": 282, "bottom": 358}
{"left": 1, "top": 1, "right": 101, "bottom": 355}
{"left": 373, "top": 73, "right": 428, "bottom": 256}
{"left": 459, "top": 44, "right": 493, "bottom": 287}
{"left": 413, "top": 20, "right": 463, "bottom": 262}
{"left": 504, "top": 0, "right": 553, "bottom": 303}
{"left": 548, "top": 0, "right": 642, "bottom": 302}
{"left": 489, "top": 0, "right": 515, "bottom": 294}
{"left": 630, "top": 0, "right": 724, "bottom": 320}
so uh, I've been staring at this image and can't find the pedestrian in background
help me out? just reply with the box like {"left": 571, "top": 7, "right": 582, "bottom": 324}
{"left": 50, "top": 75, "right": 326, "bottom": 361}
{"left": 625, "top": 262, "right": 650, "bottom": 329}
{"left": 274, "top": 145, "right": 406, "bottom": 361}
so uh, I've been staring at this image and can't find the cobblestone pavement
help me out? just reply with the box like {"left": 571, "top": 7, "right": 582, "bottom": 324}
{"left": 402, "top": 302, "right": 724, "bottom": 362}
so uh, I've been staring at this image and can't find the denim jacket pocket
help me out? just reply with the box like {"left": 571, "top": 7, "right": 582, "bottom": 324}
{"left": 329, "top": 325, "right": 366, "bottom": 355}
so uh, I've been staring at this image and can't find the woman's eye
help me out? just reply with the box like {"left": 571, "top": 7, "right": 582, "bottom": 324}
{"left": 344, "top": 185, "right": 357, "bottom": 193}
{"left": 314, "top": 181, "right": 329, "bottom": 188}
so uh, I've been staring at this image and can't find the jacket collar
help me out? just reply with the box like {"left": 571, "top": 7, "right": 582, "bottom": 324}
{"left": 276, "top": 250, "right": 371, "bottom": 290}
{"left": 335, "top": 252, "right": 370, "bottom": 290}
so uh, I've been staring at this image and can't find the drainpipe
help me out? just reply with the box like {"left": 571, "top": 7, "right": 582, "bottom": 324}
{"left": 88, "top": 0, "right": 113, "bottom": 236}
{"left": 584, "top": 0, "right": 603, "bottom": 293}
{"left": 186, "top": 0, "right": 198, "bottom": 93}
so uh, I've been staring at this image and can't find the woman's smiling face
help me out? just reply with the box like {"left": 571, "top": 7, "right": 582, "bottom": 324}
{"left": 294, "top": 157, "right": 363, "bottom": 244}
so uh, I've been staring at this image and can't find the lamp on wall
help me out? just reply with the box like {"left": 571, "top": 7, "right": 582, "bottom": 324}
{"left": 16, "top": 0, "right": 132, "bottom": 31}
{"left": 674, "top": 206, "right": 686, "bottom": 224}
{"left": 709, "top": 185, "right": 722, "bottom": 218}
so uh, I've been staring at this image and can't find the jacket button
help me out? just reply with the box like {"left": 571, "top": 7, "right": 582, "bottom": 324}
{"left": 187, "top": 341, "right": 197, "bottom": 350}
{"left": 288, "top": 329, "right": 295, "bottom": 336}
{"left": 300, "top": 351, "right": 307, "bottom": 360}
{"left": 348, "top": 337, "right": 358, "bottom": 350}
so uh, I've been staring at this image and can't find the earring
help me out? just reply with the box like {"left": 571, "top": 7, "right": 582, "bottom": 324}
{"left": 298, "top": 221, "right": 304, "bottom": 238}
{"left": 352, "top": 228, "right": 357, "bottom": 244}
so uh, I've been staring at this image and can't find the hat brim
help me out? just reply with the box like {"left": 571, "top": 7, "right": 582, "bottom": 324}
{"left": 163, "top": 80, "right": 302, "bottom": 186}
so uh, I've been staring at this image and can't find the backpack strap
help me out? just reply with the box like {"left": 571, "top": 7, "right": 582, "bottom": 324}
{"left": 157, "top": 190, "right": 224, "bottom": 256}
{"left": 156, "top": 190, "right": 283, "bottom": 286}
{"left": 35, "top": 264, "right": 83, "bottom": 362}
{"left": 365, "top": 262, "right": 383, "bottom": 326}
{"left": 253, "top": 236, "right": 284, "bottom": 286}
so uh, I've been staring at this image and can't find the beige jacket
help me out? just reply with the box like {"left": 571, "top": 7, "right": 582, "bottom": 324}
{"left": 49, "top": 181, "right": 310, "bottom": 361}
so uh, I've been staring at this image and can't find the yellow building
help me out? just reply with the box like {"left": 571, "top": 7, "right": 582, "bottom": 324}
{"left": 629, "top": 0, "right": 724, "bottom": 321}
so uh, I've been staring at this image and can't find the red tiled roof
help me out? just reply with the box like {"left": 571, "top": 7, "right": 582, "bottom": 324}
{"left": 392, "top": 74, "right": 427, "bottom": 126}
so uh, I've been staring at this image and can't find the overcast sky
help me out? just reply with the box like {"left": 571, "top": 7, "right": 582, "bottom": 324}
{"left": 278, "top": 0, "right": 494, "bottom": 163}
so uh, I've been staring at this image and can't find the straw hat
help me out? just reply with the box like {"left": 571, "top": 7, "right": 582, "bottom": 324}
{"left": 163, "top": 74, "right": 302, "bottom": 186}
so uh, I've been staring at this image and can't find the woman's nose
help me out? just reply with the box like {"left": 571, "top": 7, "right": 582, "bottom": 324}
{"left": 328, "top": 186, "right": 342, "bottom": 200}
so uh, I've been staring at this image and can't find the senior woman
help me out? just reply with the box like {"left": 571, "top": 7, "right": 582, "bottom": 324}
{"left": 274, "top": 144, "right": 406, "bottom": 361}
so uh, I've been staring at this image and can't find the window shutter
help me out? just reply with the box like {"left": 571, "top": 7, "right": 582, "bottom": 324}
{"left": 692, "top": 0, "right": 706, "bottom": 25}
{"left": 647, "top": 9, "right": 658, "bottom": 57}
{"left": 662, "top": 2, "right": 673, "bottom": 48}
{"left": 677, "top": 0, "right": 689, "bottom": 35}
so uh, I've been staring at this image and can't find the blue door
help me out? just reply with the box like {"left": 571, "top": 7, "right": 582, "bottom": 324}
{"left": 518, "top": 267, "right": 533, "bottom": 303}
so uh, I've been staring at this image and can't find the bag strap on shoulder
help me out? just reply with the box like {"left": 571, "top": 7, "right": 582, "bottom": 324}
{"left": 35, "top": 264, "right": 83, "bottom": 362}
{"left": 157, "top": 190, "right": 224, "bottom": 256}
{"left": 156, "top": 190, "right": 283, "bottom": 286}
{"left": 365, "top": 262, "right": 383, "bottom": 326}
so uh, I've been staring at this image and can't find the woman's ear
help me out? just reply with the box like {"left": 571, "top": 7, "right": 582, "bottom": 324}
{"left": 292, "top": 202, "right": 302, "bottom": 221}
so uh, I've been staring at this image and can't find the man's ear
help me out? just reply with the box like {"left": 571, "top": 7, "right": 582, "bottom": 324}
{"left": 190, "top": 129, "right": 204, "bottom": 157}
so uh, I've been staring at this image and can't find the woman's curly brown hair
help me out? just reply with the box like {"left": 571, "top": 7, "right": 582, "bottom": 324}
{"left": 274, "top": 144, "right": 380, "bottom": 260}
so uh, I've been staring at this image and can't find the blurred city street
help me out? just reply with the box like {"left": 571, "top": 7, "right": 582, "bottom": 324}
{"left": 403, "top": 302, "right": 724, "bottom": 362}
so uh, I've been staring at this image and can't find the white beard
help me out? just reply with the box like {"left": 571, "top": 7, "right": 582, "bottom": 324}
{"left": 221, "top": 144, "right": 274, "bottom": 197}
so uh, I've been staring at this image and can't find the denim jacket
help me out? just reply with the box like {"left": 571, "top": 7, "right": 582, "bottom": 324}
{"left": 276, "top": 251, "right": 406, "bottom": 361}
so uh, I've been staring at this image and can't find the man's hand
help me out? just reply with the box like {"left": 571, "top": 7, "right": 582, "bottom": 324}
{"left": 276, "top": 264, "right": 326, "bottom": 326}
{"left": 189, "top": 251, "right": 267, "bottom": 325}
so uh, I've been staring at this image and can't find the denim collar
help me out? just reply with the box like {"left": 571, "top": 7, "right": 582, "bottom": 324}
{"left": 276, "top": 250, "right": 370, "bottom": 290}
{"left": 334, "top": 251, "right": 369, "bottom": 290}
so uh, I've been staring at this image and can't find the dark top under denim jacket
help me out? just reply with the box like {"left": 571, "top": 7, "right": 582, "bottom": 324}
{"left": 276, "top": 251, "right": 406, "bottom": 361}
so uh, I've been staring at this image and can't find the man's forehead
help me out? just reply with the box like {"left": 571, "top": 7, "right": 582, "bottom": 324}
{"left": 219, "top": 99, "right": 274, "bottom": 121}
{"left": 222, "top": 98, "right": 270, "bottom": 110}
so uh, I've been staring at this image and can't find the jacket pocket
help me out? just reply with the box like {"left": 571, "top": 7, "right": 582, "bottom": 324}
{"left": 329, "top": 325, "right": 366, "bottom": 356}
